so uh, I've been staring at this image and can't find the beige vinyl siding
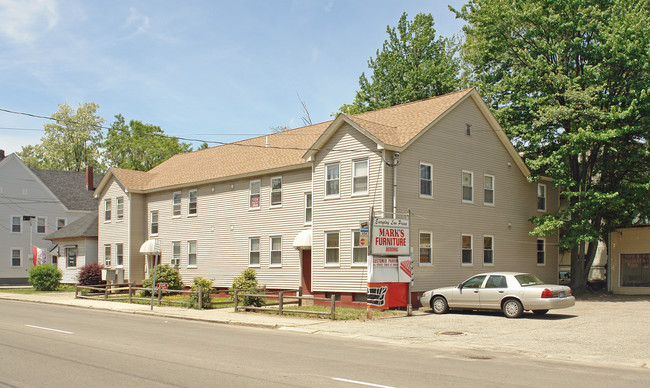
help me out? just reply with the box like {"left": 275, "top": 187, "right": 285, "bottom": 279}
{"left": 56, "top": 238, "right": 98, "bottom": 283}
{"left": 146, "top": 168, "right": 311, "bottom": 288}
{"left": 128, "top": 193, "right": 147, "bottom": 283}
{"left": 610, "top": 227, "right": 650, "bottom": 295}
{"left": 312, "top": 123, "right": 382, "bottom": 293}
{"left": 395, "top": 98, "right": 559, "bottom": 291}
{"left": 98, "top": 178, "right": 131, "bottom": 279}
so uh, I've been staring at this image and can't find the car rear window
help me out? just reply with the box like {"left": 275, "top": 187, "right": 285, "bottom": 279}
{"left": 515, "top": 274, "right": 544, "bottom": 287}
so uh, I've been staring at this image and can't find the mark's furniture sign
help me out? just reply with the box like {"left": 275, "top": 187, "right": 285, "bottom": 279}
{"left": 371, "top": 218, "right": 409, "bottom": 256}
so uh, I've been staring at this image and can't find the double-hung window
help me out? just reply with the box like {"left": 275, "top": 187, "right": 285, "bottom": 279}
{"left": 11, "top": 216, "right": 21, "bottom": 233}
{"left": 172, "top": 241, "right": 181, "bottom": 266}
{"left": 352, "top": 231, "right": 368, "bottom": 265}
{"left": 419, "top": 232, "right": 432, "bottom": 265}
{"left": 249, "top": 238, "right": 260, "bottom": 266}
{"left": 271, "top": 177, "right": 282, "bottom": 207}
{"left": 483, "top": 236, "right": 494, "bottom": 265}
{"left": 537, "top": 239, "right": 546, "bottom": 265}
{"left": 172, "top": 192, "right": 181, "bottom": 217}
{"left": 116, "top": 197, "right": 124, "bottom": 220}
{"left": 420, "top": 163, "right": 432, "bottom": 197}
{"left": 66, "top": 247, "right": 77, "bottom": 267}
{"left": 150, "top": 211, "right": 159, "bottom": 235}
{"left": 104, "top": 199, "right": 112, "bottom": 221}
{"left": 116, "top": 244, "right": 124, "bottom": 267}
{"left": 188, "top": 241, "right": 197, "bottom": 267}
{"left": 11, "top": 249, "right": 21, "bottom": 267}
{"left": 484, "top": 175, "right": 494, "bottom": 205}
{"left": 104, "top": 245, "right": 112, "bottom": 267}
{"left": 462, "top": 234, "right": 473, "bottom": 265}
{"left": 325, "top": 163, "right": 340, "bottom": 197}
{"left": 325, "top": 232, "right": 340, "bottom": 265}
{"left": 57, "top": 218, "right": 66, "bottom": 230}
{"left": 250, "top": 180, "right": 261, "bottom": 209}
{"left": 189, "top": 189, "right": 198, "bottom": 215}
{"left": 36, "top": 217, "right": 46, "bottom": 234}
{"left": 537, "top": 184, "right": 546, "bottom": 211}
{"left": 352, "top": 159, "right": 368, "bottom": 194}
{"left": 462, "top": 171, "right": 473, "bottom": 202}
{"left": 304, "top": 193, "right": 312, "bottom": 224}
{"left": 270, "top": 236, "right": 282, "bottom": 266}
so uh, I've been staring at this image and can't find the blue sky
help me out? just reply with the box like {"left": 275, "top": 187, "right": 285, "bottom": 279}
{"left": 1, "top": 0, "right": 467, "bottom": 155}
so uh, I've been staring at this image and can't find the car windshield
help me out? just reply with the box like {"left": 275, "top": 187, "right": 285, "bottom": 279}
{"left": 515, "top": 274, "right": 544, "bottom": 287}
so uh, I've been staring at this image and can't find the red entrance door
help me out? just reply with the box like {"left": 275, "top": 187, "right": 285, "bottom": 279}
{"left": 301, "top": 249, "right": 312, "bottom": 295}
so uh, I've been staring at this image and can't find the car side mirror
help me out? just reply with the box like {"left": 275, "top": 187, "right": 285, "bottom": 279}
{"left": 458, "top": 283, "right": 464, "bottom": 290}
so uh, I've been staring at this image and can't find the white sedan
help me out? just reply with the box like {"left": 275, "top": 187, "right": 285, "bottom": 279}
{"left": 420, "top": 272, "right": 575, "bottom": 318}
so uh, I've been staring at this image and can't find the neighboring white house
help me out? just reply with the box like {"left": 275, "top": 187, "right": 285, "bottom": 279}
{"left": 95, "top": 89, "right": 560, "bottom": 307}
{"left": 0, "top": 152, "right": 102, "bottom": 285}
{"left": 45, "top": 212, "right": 99, "bottom": 284}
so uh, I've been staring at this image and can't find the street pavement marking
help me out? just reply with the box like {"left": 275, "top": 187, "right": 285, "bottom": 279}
{"left": 331, "top": 377, "right": 395, "bottom": 388}
{"left": 25, "top": 325, "right": 74, "bottom": 335}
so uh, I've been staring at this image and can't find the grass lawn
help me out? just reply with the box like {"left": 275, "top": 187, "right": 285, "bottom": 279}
{"left": 0, "top": 285, "right": 75, "bottom": 294}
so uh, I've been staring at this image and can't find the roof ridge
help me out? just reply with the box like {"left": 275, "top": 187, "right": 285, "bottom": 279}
{"left": 353, "top": 88, "right": 474, "bottom": 118}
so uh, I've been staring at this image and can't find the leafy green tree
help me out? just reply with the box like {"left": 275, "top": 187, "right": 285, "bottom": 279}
{"left": 339, "top": 12, "right": 461, "bottom": 114}
{"left": 104, "top": 115, "right": 192, "bottom": 171}
{"left": 19, "top": 102, "right": 105, "bottom": 172}
{"left": 455, "top": 0, "right": 650, "bottom": 293}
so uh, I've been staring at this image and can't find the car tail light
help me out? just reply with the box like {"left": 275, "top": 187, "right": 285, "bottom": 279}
{"left": 541, "top": 288, "right": 553, "bottom": 298}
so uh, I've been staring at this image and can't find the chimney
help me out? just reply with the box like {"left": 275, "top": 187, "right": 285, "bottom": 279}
{"left": 85, "top": 166, "right": 94, "bottom": 190}
{"left": 0, "top": 149, "right": 5, "bottom": 161}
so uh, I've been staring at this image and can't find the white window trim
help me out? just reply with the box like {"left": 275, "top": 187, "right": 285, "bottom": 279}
{"left": 461, "top": 234, "right": 473, "bottom": 266}
{"left": 325, "top": 163, "right": 340, "bottom": 199}
{"left": 56, "top": 218, "right": 67, "bottom": 230}
{"left": 10, "top": 248, "right": 22, "bottom": 267}
{"left": 104, "top": 199, "right": 112, "bottom": 222}
{"left": 419, "top": 231, "right": 433, "bottom": 266}
{"left": 462, "top": 170, "right": 474, "bottom": 203}
{"left": 150, "top": 210, "right": 159, "bottom": 237}
{"left": 484, "top": 174, "right": 495, "bottom": 206}
{"left": 171, "top": 241, "right": 181, "bottom": 267}
{"left": 537, "top": 238, "right": 546, "bottom": 266}
{"left": 483, "top": 235, "right": 494, "bottom": 266}
{"left": 351, "top": 159, "right": 369, "bottom": 196}
{"left": 249, "top": 180, "right": 261, "bottom": 210}
{"left": 537, "top": 183, "right": 547, "bottom": 212}
{"left": 187, "top": 240, "right": 197, "bottom": 268}
{"left": 351, "top": 230, "right": 368, "bottom": 267}
{"left": 249, "top": 237, "right": 261, "bottom": 267}
{"left": 188, "top": 189, "right": 198, "bottom": 217}
{"left": 104, "top": 244, "right": 112, "bottom": 267}
{"left": 116, "top": 243, "right": 124, "bottom": 268}
{"left": 269, "top": 236, "right": 282, "bottom": 267}
{"left": 270, "top": 176, "right": 283, "bottom": 208}
{"left": 11, "top": 216, "right": 22, "bottom": 234}
{"left": 419, "top": 162, "right": 433, "bottom": 199}
{"left": 35, "top": 216, "right": 47, "bottom": 234}
{"left": 172, "top": 191, "right": 182, "bottom": 218}
{"left": 304, "top": 192, "right": 312, "bottom": 225}
{"left": 325, "top": 231, "right": 340, "bottom": 267}
{"left": 116, "top": 197, "right": 124, "bottom": 221}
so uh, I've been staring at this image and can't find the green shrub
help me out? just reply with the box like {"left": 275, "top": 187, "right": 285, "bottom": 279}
{"left": 141, "top": 264, "right": 183, "bottom": 296}
{"left": 190, "top": 277, "right": 214, "bottom": 308}
{"left": 28, "top": 264, "right": 63, "bottom": 291}
{"left": 78, "top": 262, "right": 105, "bottom": 286}
{"left": 232, "top": 268, "right": 264, "bottom": 307}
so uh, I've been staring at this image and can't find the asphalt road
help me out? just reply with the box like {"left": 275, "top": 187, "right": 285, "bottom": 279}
{"left": 1, "top": 300, "right": 649, "bottom": 387}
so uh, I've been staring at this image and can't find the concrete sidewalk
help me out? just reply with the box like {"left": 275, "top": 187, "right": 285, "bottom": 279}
{"left": 2, "top": 291, "right": 649, "bottom": 369}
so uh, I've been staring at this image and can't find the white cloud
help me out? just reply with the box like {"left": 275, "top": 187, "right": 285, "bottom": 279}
{"left": 123, "top": 7, "right": 150, "bottom": 36}
{"left": 0, "top": 0, "right": 58, "bottom": 43}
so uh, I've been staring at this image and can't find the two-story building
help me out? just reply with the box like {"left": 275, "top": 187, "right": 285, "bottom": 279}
{"left": 95, "top": 89, "right": 559, "bottom": 306}
{"left": 0, "top": 152, "right": 102, "bottom": 285}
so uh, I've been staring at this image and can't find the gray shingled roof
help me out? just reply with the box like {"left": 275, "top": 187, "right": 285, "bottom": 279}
{"left": 31, "top": 169, "right": 103, "bottom": 211}
{"left": 45, "top": 212, "right": 98, "bottom": 240}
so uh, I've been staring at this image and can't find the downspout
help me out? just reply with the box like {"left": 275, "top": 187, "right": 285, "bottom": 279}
{"left": 393, "top": 163, "right": 397, "bottom": 218}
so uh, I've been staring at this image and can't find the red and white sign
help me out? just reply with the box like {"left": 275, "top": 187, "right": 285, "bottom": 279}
{"left": 371, "top": 218, "right": 409, "bottom": 255}
{"left": 157, "top": 283, "right": 168, "bottom": 290}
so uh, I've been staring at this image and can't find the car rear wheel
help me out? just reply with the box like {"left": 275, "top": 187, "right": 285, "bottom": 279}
{"left": 431, "top": 296, "right": 449, "bottom": 314}
{"left": 533, "top": 309, "right": 549, "bottom": 315}
{"left": 502, "top": 299, "right": 523, "bottom": 318}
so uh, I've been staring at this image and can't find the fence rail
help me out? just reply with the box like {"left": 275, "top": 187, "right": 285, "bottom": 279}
{"left": 234, "top": 289, "right": 336, "bottom": 320}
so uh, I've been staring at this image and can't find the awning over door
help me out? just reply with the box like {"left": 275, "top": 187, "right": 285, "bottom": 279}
{"left": 293, "top": 229, "right": 312, "bottom": 249}
{"left": 140, "top": 239, "right": 161, "bottom": 254}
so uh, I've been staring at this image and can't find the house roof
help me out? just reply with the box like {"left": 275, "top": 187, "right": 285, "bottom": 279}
{"left": 44, "top": 212, "right": 98, "bottom": 240}
{"left": 31, "top": 169, "right": 104, "bottom": 211}
{"left": 97, "top": 88, "right": 530, "bottom": 194}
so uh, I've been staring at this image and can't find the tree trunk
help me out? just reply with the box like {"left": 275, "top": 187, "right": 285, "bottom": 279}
{"left": 570, "top": 240, "right": 599, "bottom": 295}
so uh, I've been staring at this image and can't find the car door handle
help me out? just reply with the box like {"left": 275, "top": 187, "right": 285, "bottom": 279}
{"left": 474, "top": 290, "right": 479, "bottom": 293}
{"left": 499, "top": 291, "right": 505, "bottom": 293}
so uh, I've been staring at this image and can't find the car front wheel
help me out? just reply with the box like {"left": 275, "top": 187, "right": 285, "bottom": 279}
{"left": 431, "top": 296, "right": 449, "bottom": 314}
{"left": 502, "top": 299, "right": 523, "bottom": 318}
